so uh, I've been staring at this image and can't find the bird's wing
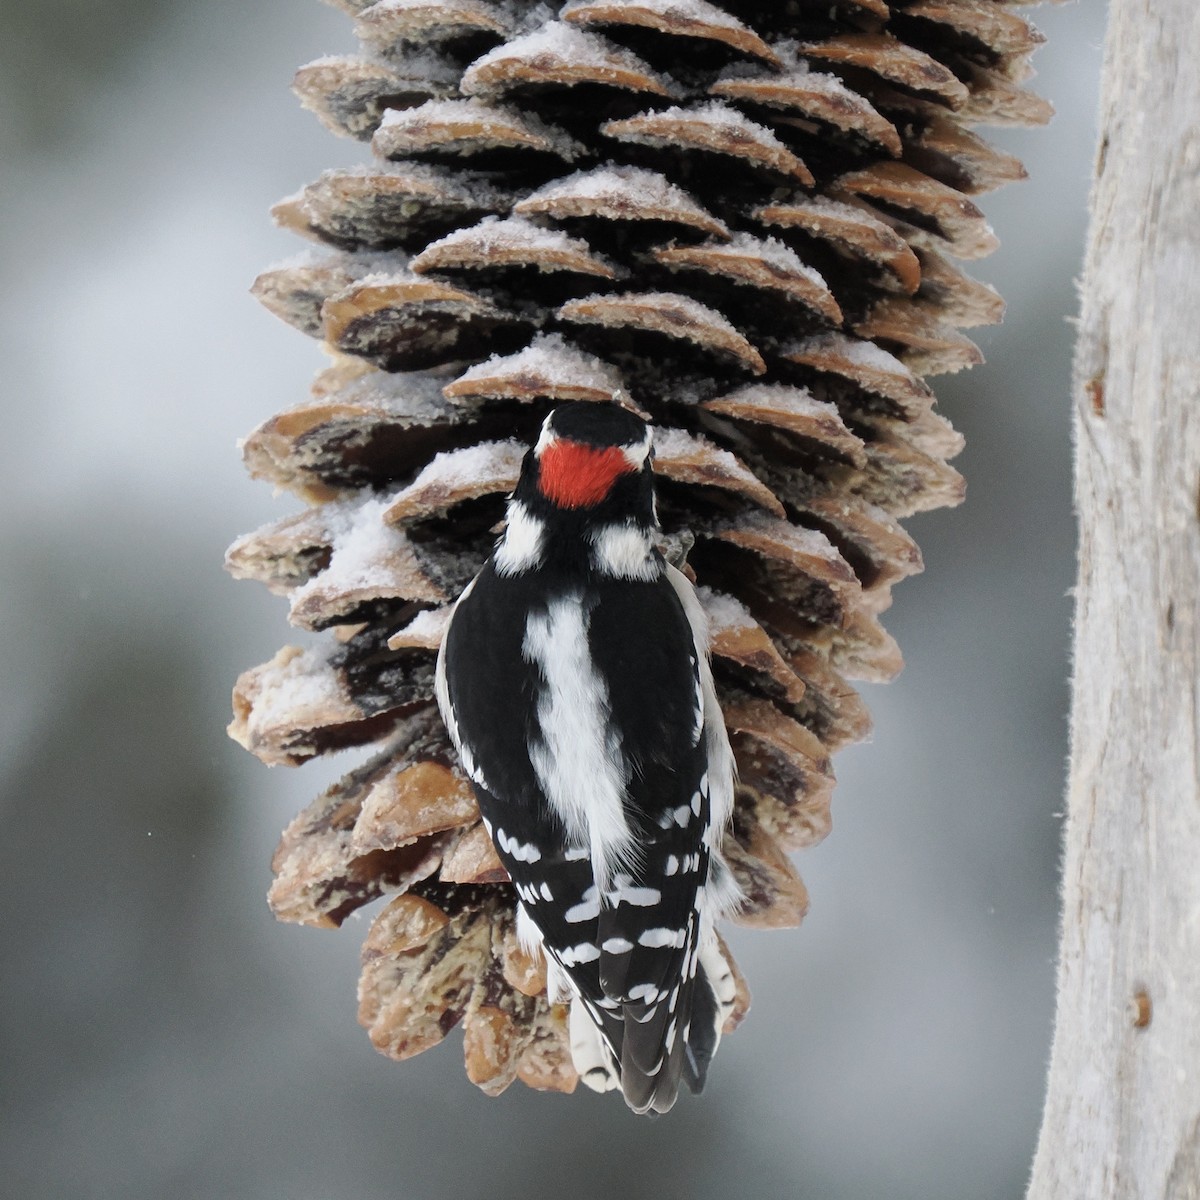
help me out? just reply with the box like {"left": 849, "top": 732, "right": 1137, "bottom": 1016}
{"left": 437, "top": 564, "right": 728, "bottom": 1113}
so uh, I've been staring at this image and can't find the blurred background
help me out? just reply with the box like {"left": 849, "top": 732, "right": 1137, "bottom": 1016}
{"left": 0, "top": 2, "right": 1106, "bottom": 1197}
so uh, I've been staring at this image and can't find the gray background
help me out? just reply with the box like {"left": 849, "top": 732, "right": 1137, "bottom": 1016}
{"left": 0, "top": 3, "right": 1106, "bottom": 1197}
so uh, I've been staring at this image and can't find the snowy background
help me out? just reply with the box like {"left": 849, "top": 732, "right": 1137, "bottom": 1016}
{"left": 0, "top": 2, "right": 1106, "bottom": 1197}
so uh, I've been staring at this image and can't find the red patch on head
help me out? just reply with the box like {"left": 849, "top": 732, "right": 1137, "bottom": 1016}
{"left": 538, "top": 439, "right": 635, "bottom": 509}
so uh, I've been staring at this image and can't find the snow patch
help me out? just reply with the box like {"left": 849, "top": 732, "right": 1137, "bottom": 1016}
{"left": 452, "top": 332, "right": 630, "bottom": 401}
{"left": 420, "top": 214, "right": 597, "bottom": 259}
{"left": 463, "top": 20, "right": 671, "bottom": 92}
{"left": 695, "top": 586, "right": 755, "bottom": 633}
{"left": 406, "top": 439, "right": 527, "bottom": 492}
{"left": 294, "top": 496, "right": 408, "bottom": 599}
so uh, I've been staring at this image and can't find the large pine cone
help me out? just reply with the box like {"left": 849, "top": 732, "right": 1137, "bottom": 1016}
{"left": 228, "top": 0, "right": 1054, "bottom": 1098}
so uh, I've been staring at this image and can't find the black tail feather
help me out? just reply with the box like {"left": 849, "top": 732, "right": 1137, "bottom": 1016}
{"left": 682, "top": 964, "right": 720, "bottom": 1095}
{"left": 619, "top": 986, "right": 692, "bottom": 1115}
{"left": 618, "top": 952, "right": 728, "bottom": 1114}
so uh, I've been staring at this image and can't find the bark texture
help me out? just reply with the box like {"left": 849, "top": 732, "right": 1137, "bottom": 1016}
{"left": 1028, "top": 3, "right": 1200, "bottom": 1195}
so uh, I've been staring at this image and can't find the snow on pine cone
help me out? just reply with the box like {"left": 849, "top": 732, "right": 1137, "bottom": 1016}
{"left": 228, "top": 0, "right": 1055, "bottom": 1099}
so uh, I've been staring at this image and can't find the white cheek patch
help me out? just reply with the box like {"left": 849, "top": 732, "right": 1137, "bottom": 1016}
{"left": 590, "top": 522, "right": 659, "bottom": 581}
{"left": 495, "top": 500, "right": 545, "bottom": 576}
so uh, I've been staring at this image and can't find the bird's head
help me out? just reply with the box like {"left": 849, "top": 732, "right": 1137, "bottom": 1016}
{"left": 529, "top": 402, "right": 653, "bottom": 512}
{"left": 497, "top": 403, "right": 659, "bottom": 578}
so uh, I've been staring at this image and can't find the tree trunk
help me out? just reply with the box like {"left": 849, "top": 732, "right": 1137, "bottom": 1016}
{"left": 1027, "top": 2, "right": 1200, "bottom": 1196}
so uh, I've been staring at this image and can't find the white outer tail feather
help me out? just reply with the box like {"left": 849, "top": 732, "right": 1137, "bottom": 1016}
{"left": 570, "top": 999, "right": 620, "bottom": 1094}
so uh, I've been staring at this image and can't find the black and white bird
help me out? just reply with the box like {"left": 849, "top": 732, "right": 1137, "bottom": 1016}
{"left": 435, "top": 402, "right": 740, "bottom": 1115}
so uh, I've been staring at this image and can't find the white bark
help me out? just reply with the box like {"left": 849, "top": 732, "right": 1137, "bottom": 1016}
{"left": 1027, "top": 2, "right": 1200, "bottom": 1196}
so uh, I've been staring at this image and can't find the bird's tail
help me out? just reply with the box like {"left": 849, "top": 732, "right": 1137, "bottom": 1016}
{"left": 571, "top": 938, "right": 737, "bottom": 1115}
{"left": 680, "top": 939, "right": 737, "bottom": 1098}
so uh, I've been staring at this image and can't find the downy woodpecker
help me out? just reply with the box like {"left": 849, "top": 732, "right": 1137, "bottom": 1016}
{"left": 436, "top": 402, "right": 739, "bottom": 1114}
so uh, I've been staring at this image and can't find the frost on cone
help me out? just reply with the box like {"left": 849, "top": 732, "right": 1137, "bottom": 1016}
{"left": 229, "top": 0, "right": 1056, "bottom": 1096}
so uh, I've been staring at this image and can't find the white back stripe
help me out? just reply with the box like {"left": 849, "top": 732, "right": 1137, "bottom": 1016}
{"left": 523, "top": 595, "right": 633, "bottom": 890}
